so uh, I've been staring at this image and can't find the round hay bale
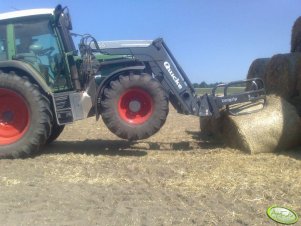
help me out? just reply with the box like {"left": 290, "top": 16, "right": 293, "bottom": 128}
{"left": 202, "top": 95, "right": 301, "bottom": 154}
{"left": 289, "top": 96, "right": 301, "bottom": 116}
{"left": 291, "top": 16, "right": 301, "bottom": 52}
{"left": 265, "top": 53, "right": 301, "bottom": 99}
{"left": 247, "top": 58, "right": 270, "bottom": 84}
{"left": 246, "top": 58, "right": 270, "bottom": 91}
{"left": 291, "top": 53, "right": 301, "bottom": 95}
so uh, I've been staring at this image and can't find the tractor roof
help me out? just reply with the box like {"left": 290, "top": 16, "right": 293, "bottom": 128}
{"left": 0, "top": 8, "right": 54, "bottom": 21}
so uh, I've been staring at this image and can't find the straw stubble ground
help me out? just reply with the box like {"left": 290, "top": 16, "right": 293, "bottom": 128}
{"left": 0, "top": 107, "right": 300, "bottom": 225}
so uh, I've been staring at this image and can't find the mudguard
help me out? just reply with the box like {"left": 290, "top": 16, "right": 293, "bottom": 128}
{"left": 94, "top": 65, "right": 146, "bottom": 120}
{"left": 0, "top": 60, "right": 51, "bottom": 94}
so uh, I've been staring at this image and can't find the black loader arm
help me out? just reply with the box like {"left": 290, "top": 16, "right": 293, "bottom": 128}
{"left": 94, "top": 38, "right": 199, "bottom": 115}
{"left": 93, "top": 38, "right": 265, "bottom": 117}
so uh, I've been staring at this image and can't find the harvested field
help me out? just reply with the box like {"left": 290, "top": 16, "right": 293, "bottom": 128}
{"left": 0, "top": 107, "right": 301, "bottom": 225}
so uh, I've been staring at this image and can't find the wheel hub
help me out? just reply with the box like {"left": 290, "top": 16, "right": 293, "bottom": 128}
{"left": 0, "top": 88, "right": 30, "bottom": 145}
{"left": 128, "top": 100, "right": 141, "bottom": 113}
{"left": 118, "top": 88, "right": 153, "bottom": 125}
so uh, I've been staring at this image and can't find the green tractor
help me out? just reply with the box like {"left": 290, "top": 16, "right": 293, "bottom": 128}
{"left": 0, "top": 5, "right": 265, "bottom": 158}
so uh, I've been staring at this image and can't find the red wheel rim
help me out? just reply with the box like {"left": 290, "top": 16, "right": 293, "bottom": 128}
{"left": 0, "top": 88, "right": 30, "bottom": 145}
{"left": 118, "top": 88, "right": 153, "bottom": 124}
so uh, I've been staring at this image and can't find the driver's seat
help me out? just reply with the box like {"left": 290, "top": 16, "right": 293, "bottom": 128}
{"left": 15, "top": 43, "right": 42, "bottom": 64}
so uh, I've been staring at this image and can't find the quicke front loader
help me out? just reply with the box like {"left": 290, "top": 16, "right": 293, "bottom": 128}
{"left": 0, "top": 5, "right": 265, "bottom": 158}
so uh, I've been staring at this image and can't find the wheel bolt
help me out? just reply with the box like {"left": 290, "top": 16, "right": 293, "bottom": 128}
{"left": 129, "top": 100, "right": 141, "bottom": 113}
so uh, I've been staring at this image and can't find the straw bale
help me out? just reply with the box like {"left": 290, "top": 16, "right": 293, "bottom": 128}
{"left": 265, "top": 53, "right": 301, "bottom": 99}
{"left": 292, "top": 53, "right": 301, "bottom": 95}
{"left": 289, "top": 95, "right": 301, "bottom": 116}
{"left": 246, "top": 58, "right": 270, "bottom": 85}
{"left": 200, "top": 95, "right": 301, "bottom": 154}
{"left": 291, "top": 16, "right": 301, "bottom": 52}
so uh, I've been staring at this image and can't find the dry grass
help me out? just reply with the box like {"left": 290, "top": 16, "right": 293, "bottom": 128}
{"left": 0, "top": 107, "right": 300, "bottom": 225}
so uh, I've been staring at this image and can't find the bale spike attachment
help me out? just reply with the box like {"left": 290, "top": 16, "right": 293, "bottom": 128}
{"left": 199, "top": 78, "right": 266, "bottom": 118}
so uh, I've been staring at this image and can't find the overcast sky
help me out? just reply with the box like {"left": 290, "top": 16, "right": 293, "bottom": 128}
{"left": 0, "top": 0, "right": 300, "bottom": 83}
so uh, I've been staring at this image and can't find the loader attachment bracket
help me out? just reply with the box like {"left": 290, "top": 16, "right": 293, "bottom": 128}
{"left": 199, "top": 78, "right": 266, "bottom": 118}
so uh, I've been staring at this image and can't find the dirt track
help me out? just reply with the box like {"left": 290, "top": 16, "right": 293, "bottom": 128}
{"left": 0, "top": 107, "right": 301, "bottom": 225}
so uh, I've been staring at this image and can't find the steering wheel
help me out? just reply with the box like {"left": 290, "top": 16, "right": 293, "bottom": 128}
{"left": 29, "top": 44, "right": 55, "bottom": 56}
{"left": 37, "top": 47, "right": 55, "bottom": 56}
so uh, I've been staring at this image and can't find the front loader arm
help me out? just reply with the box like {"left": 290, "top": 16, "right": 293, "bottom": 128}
{"left": 92, "top": 38, "right": 265, "bottom": 117}
{"left": 94, "top": 38, "right": 199, "bottom": 115}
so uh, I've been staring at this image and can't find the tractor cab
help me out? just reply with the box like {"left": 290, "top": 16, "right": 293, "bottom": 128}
{"left": 0, "top": 6, "right": 75, "bottom": 92}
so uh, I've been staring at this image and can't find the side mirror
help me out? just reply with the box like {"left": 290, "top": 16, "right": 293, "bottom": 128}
{"left": 54, "top": 4, "right": 63, "bottom": 25}
{"left": 54, "top": 5, "right": 73, "bottom": 30}
{"left": 62, "top": 8, "right": 73, "bottom": 30}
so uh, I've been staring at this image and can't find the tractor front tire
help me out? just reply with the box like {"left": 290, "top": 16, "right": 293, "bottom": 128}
{"left": 0, "top": 72, "right": 52, "bottom": 158}
{"left": 101, "top": 73, "right": 169, "bottom": 140}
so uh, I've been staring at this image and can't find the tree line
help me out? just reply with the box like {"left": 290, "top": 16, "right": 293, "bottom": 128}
{"left": 193, "top": 81, "right": 243, "bottom": 88}
{"left": 192, "top": 81, "right": 223, "bottom": 88}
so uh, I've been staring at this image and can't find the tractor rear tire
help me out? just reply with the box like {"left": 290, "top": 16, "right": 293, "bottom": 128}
{"left": 0, "top": 71, "right": 52, "bottom": 158}
{"left": 46, "top": 123, "right": 65, "bottom": 144}
{"left": 100, "top": 73, "right": 169, "bottom": 140}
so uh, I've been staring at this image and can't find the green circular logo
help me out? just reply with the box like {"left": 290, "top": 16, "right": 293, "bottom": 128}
{"left": 267, "top": 206, "right": 299, "bottom": 225}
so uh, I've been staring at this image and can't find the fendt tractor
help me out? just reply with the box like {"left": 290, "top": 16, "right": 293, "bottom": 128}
{"left": 0, "top": 5, "right": 265, "bottom": 158}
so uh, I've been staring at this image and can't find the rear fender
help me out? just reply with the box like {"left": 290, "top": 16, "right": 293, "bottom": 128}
{"left": 0, "top": 60, "right": 51, "bottom": 94}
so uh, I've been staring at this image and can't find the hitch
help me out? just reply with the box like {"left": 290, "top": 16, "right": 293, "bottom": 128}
{"left": 199, "top": 78, "right": 266, "bottom": 118}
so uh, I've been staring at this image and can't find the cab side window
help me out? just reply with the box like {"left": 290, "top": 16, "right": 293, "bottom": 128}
{"left": 13, "top": 17, "right": 72, "bottom": 91}
{"left": 0, "top": 24, "right": 7, "bottom": 60}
